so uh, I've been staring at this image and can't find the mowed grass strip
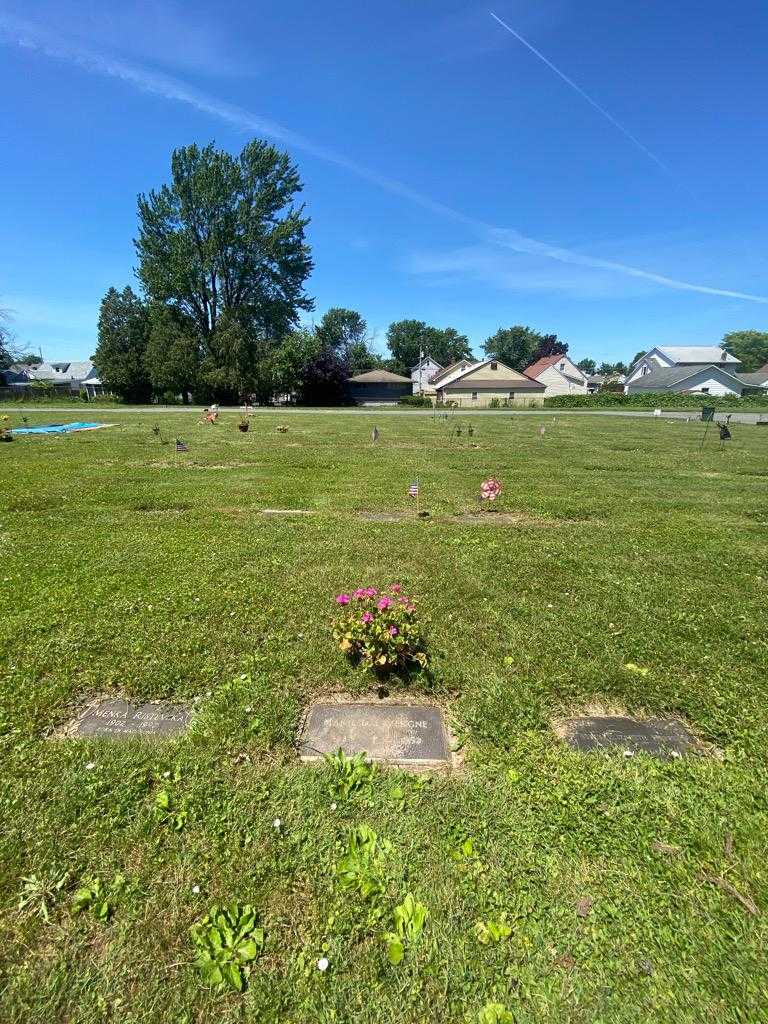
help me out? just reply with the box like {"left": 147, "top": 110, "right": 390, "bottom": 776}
{"left": 1, "top": 410, "right": 767, "bottom": 1023}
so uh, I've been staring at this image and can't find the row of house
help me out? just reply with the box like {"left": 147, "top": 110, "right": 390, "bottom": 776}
{"left": 347, "top": 344, "right": 768, "bottom": 406}
{"left": 1, "top": 360, "right": 103, "bottom": 397}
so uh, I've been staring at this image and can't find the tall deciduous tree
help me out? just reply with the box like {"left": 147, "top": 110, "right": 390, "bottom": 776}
{"left": 577, "top": 358, "right": 596, "bottom": 374}
{"left": 723, "top": 330, "right": 768, "bottom": 372}
{"left": 529, "top": 334, "right": 567, "bottom": 364}
{"left": 0, "top": 308, "right": 13, "bottom": 369}
{"left": 93, "top": 286, "right": 152, "bottom": 401}
{"left": 482, "top": 325, "right": 542, "bottom": 371}
{"left": 386, "top": 320, "right": 472, "bottom": 373}
{"left": 135, "top": 140, "right": 313, "bottom": 401}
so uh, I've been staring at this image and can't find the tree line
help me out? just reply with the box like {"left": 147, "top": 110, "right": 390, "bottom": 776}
{"left": 86, "top": 138, "right": 768, "bottom": 403}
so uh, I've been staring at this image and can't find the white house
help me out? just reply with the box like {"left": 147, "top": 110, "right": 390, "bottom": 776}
{"left": 410, "top": 356, "right": 443, "bottom": 395}
{"left": 523, "top": 354, "right": 589, "bottom": 396}
{"left": 625, "top": 364, "right": 748, "bottom": 398}
{"left": 624, "top": 346, "right": 741, "bottom": 390}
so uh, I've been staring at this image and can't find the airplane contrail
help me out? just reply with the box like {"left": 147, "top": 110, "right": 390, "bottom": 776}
{"left": 1, "top": 14, "right": 766, "bottom": 304}
{"left": 489, "top": 11, "right": 671, "bottom": 176}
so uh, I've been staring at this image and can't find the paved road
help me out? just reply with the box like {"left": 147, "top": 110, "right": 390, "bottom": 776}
{"left": 6, "top": 406, "right": 768, "bottom": 425}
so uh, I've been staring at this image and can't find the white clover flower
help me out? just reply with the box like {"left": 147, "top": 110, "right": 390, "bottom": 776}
{"left": 191, "top": 884, "right": 201, "bottom": 894}
{"left": 316, "top": 957, "right": 329, "bottom": 972}
{"left": 162, "top": 770, "right": 171, "bottom": 778}
{"left": 330, "top": 803, "right": 337, "bottom": 811}
{"left": 272, "top": 818, "right": 282, "bottom": 830}
{"left": 623, "top": 750, "right": 634, "bottom": 758}
{"left": 85, "top": 762, "right": 96, "bottom": 770}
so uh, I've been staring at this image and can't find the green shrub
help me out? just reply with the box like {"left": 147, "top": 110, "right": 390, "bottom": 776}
{"left": 398, "top": 394, "right": 433, "bottom": 408}
{"left": 544, "top": 391, "right": 768, "bottom": 411}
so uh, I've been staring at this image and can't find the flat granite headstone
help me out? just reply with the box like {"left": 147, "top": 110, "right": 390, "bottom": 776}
{"left": 70, "top": 698, "right": 191, "bottom": 739}
{"left": 300, "top": 703, "right": 449, "bottom": 766}
{"left": 560, "top": 715, "right": 696, "bottom": 759}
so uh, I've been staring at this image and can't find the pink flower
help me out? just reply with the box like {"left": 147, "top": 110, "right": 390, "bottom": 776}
{"left": 353, "top": 588, "right": 368, "bottom": 599}
{"left": 377, "top": 597, "right": 392, "bottom": 611}
{"left": 336, "top": 594, "right": 350, "bottom": 605}
{"left": 389, "top": 626, "right": 398, "bottom": 636}
{"left": 365, "top": 587, "right": 378, "bottom": 598}
{"left": 388, "top": 584, "right": 403, "bottom": 593}
{"left": 361, "top": 611, "right": 373, "bottom": 624}
{"left": 405, "top": 603, "right": 416, "bottom": 613}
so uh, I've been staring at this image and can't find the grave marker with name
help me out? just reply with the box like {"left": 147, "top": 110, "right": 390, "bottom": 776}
{"left": 69, "top": 698, "right": 191, "bottom": 739}
{"left": 299, "top": 703, "right": 449, "bottom": 766}
{"left": 559, "top": 715, "right": 696, "bottom": 759}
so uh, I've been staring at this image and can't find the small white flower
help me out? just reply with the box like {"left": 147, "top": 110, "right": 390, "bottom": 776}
{"left": 330, "top": 802, "right": 337, "bottom": 811}
{"left": 547, "top": 603, "right": 554, "bottom": 609}
{"left": 191, "top": 884, "right": 200, "bottom": 894}
{"left": 272, "top": 818, "right": 282, "bottom": 830}
{"left": 230, "top": 611, "right": 236, "bottom": 617}
{"left": 316, "top": 957, "right": 329, "bottom": 972}
{"left": 245, "top": 706, "right": 252, "bottom": 713}
{"left": 85, "top": 761, "right": 96, "bottom": 770}
{"left": 240, "top": 673, "right": 248, "bottom": 680}
{"left": 670, "top": 750, "right": 681, "bottom": 759}
{"left": 162, "top": 770, "right": 171, "bottom": 778}
{"left": 623, "top": 750, "right": 634, "bottom": 758}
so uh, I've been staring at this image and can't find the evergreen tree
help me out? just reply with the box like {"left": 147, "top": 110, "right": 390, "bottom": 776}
{"left": 93, "top": 286, "right": 152, "bottom": 401}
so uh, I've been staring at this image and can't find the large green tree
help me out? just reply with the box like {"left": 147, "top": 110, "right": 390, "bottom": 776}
{"left": 145, "top": 305, "right": 200, "bottom": 401}
{"left": 577, "top": 358, "right": 596, "bottom": 374}
{"left": 723, "top": 330, "right": 768, "bottom": 372}
{"left": 315, "top": 307, "right": 381, "bottom": 378}
{"left": 482, "top": 325, "right": 541, "bottom": 371}
{"left": 93, "top": 286, "right": 152, "bottom": 400}
{"left": 386, "top": 320, "right": 472, "bottom": 374}
{"left": 135, "top": 140, "right": 313, "bottom": 401}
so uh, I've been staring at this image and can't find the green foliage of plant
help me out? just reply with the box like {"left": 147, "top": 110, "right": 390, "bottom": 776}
{"left": 335, "top": 824, "right": 391, "bottom": 906}
{"left": 154, "top": 788, "right": 189, "bottom": 831}
{"left": 190, "top": 903, "right": 265, "bottom": 992}
{"left": 72, "top": 872, "right": 126, "bottom": 922}
{"left": 477, "top": 1003, "right": 515, "bottom": 1024}
{"left": 324, "top": 749, "right": 377, "bottom": 800}
{"left": 398, "top": 394, "right": 433, "bottom": 407}
{"left": 475, "top": 914, "right": 512, "bottom": 945}
{"left": 17, "top": 871, "right": 70, "bottom": 923}
{"left": 333, "top": 585, "right": 428, "bottom": 674}
{"left": 386, "top": 319, "right": 472, "bottom": 375}
{"left": 382, "top": 893, "right": 428, "bottom": 965}
{"left": 93, "top": 285, "right": 153, "bottom": 402}
{"left": 722, "top": 329, "right": 768, "bottom": 372}
{"left": 544, "top": 391, "right": 768, "bottom": 410}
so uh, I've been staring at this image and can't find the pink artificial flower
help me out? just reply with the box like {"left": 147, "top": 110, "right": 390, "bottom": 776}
{"left": 377, "top": 597, "right": 392, "bottom": 611}
{"left": 353, "top": 588, "right": 368, "bottom": 599}
{"left": 389, "top": 625, "right": 398, "bottom": 636}
{"left": 336, "top": 594, "right": 350, "bottom": 605}
{"left": 388, "top": 584, "right": 403, "bottom": 593}
{"left": 361, "top": 611, "right": 373, "bottom": 624}
{"left": 365, "top": 587, "right": 378, "bottom": 598}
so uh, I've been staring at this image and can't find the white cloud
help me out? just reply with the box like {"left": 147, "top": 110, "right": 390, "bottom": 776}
{"left": 2, "top": 13, "right": 767, "bottom": 306}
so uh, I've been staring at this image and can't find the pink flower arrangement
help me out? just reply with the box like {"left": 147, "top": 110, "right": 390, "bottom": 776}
{"left": 333, "top": 584, "right": 428, "bottom": 674}
{"left": 480, "top": 478, "right": 502, "bottom": 502}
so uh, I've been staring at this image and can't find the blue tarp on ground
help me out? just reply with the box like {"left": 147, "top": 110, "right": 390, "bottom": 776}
{"left": 11, "top": 422, "right": 111, "bottom": 434}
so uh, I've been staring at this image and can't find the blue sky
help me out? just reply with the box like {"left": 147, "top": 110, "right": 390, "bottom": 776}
{"left": 2, "top": 0, "right": 767, "bottom": 365}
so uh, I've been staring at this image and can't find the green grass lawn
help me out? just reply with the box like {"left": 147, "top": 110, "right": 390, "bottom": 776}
{"left": 1, "top": 410, "right": 766, "bottom": 1023}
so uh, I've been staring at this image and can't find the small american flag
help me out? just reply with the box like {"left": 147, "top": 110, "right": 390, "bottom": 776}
{"left": 175, "top": 438, "right": 188, "bottom": 452}
{"left": 408, "top": 480, "right": 419, "bottom": 498}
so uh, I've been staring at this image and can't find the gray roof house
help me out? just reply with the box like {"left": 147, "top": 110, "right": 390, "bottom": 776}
{"left": 346, "top": 369, "right": 412, "bottom": 406}
{"left": 2, "top": 359, "right": 103, "bottom": 396}
{"left": 625, "top": 363, "right": 749, "bottom": 397}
